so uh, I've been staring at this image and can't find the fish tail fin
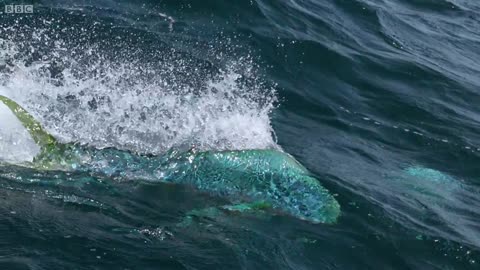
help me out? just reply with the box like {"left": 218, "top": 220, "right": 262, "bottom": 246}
{"left": 0, "top": 95, "right": 57, "bottom": 150}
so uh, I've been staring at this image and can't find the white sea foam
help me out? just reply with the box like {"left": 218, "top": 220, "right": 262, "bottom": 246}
{"left": 0, "top": 30, "right": 278, "bottom": 156}
{"left": 0, "top": 102, "right": 40, "bottom": 162}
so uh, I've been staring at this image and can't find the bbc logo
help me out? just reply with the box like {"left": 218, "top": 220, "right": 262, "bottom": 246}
{"left": 5, "top": 5, "right": 34, "bottom": 14}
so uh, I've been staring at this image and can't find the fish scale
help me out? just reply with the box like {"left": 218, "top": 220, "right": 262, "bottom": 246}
{"left": 0, "top": 95, "right": 340, "bottom": 224}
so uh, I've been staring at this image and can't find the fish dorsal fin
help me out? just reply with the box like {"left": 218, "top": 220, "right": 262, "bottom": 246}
{"left": 0, "top": 95, "right": 57, "bottom": 150}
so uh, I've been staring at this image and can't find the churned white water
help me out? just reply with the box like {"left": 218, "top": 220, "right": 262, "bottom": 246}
{"left": 0, "top": 102, "right": 40, "bottom": 163}
{"left": 0, "top": 26, "right": 278, "bottom": 156}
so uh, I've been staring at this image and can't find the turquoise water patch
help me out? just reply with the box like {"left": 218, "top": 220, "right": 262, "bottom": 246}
{"left": 404, "top": 166, "right": 458, "bottom": 185}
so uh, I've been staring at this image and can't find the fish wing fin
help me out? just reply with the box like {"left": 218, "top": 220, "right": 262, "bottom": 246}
{"left": 220, "top": 201, "right": 272, "bottom": 212}
{"left": 177, "top": 201, "right": 272, "bottom": 227}
{"left": 0, "top": 95, "right": 57, "bottom": 150}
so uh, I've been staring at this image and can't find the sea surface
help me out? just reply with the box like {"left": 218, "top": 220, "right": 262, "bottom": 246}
{"left": 0, "top": 0, "right": 479, "bottom": 269}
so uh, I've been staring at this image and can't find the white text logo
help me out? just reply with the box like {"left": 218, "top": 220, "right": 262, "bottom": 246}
{"left": 5, "top": 5, "right": 34, "bottom": 14}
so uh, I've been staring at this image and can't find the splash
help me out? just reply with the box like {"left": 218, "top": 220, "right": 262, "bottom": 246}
{"left": 0, "top": 102, "right": 40, "bottom": 162}
{"left": 0, "top": 16, "right": 277, "bottom": 155}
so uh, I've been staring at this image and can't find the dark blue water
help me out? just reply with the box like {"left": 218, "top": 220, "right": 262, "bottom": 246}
{"left": 0, "top": 0, "right": 479, "bottom": 269}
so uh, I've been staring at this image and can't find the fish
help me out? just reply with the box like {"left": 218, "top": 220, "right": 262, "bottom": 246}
{"left": 398, "top": 166, "right": 461, "bottom": 199}
{"left": 0, "top": 95, "right": 340, "bottom": 224}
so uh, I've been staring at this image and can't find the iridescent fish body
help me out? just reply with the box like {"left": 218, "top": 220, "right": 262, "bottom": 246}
{"left": 0, "top": 95, "right": 340, "bottom": 223}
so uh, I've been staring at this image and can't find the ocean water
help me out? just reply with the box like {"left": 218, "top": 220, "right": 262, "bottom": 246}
{"left": 0, "top": 0, "right": 479, "bottom": 269}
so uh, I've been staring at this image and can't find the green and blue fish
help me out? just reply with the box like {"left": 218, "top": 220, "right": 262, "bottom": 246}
{"left": 0, "top": 95, "right": 340, "bottom": 224}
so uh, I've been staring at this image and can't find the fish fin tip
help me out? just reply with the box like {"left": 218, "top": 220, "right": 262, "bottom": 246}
{"left": 0, "top": 95, "right": 57, "bottom": 150}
